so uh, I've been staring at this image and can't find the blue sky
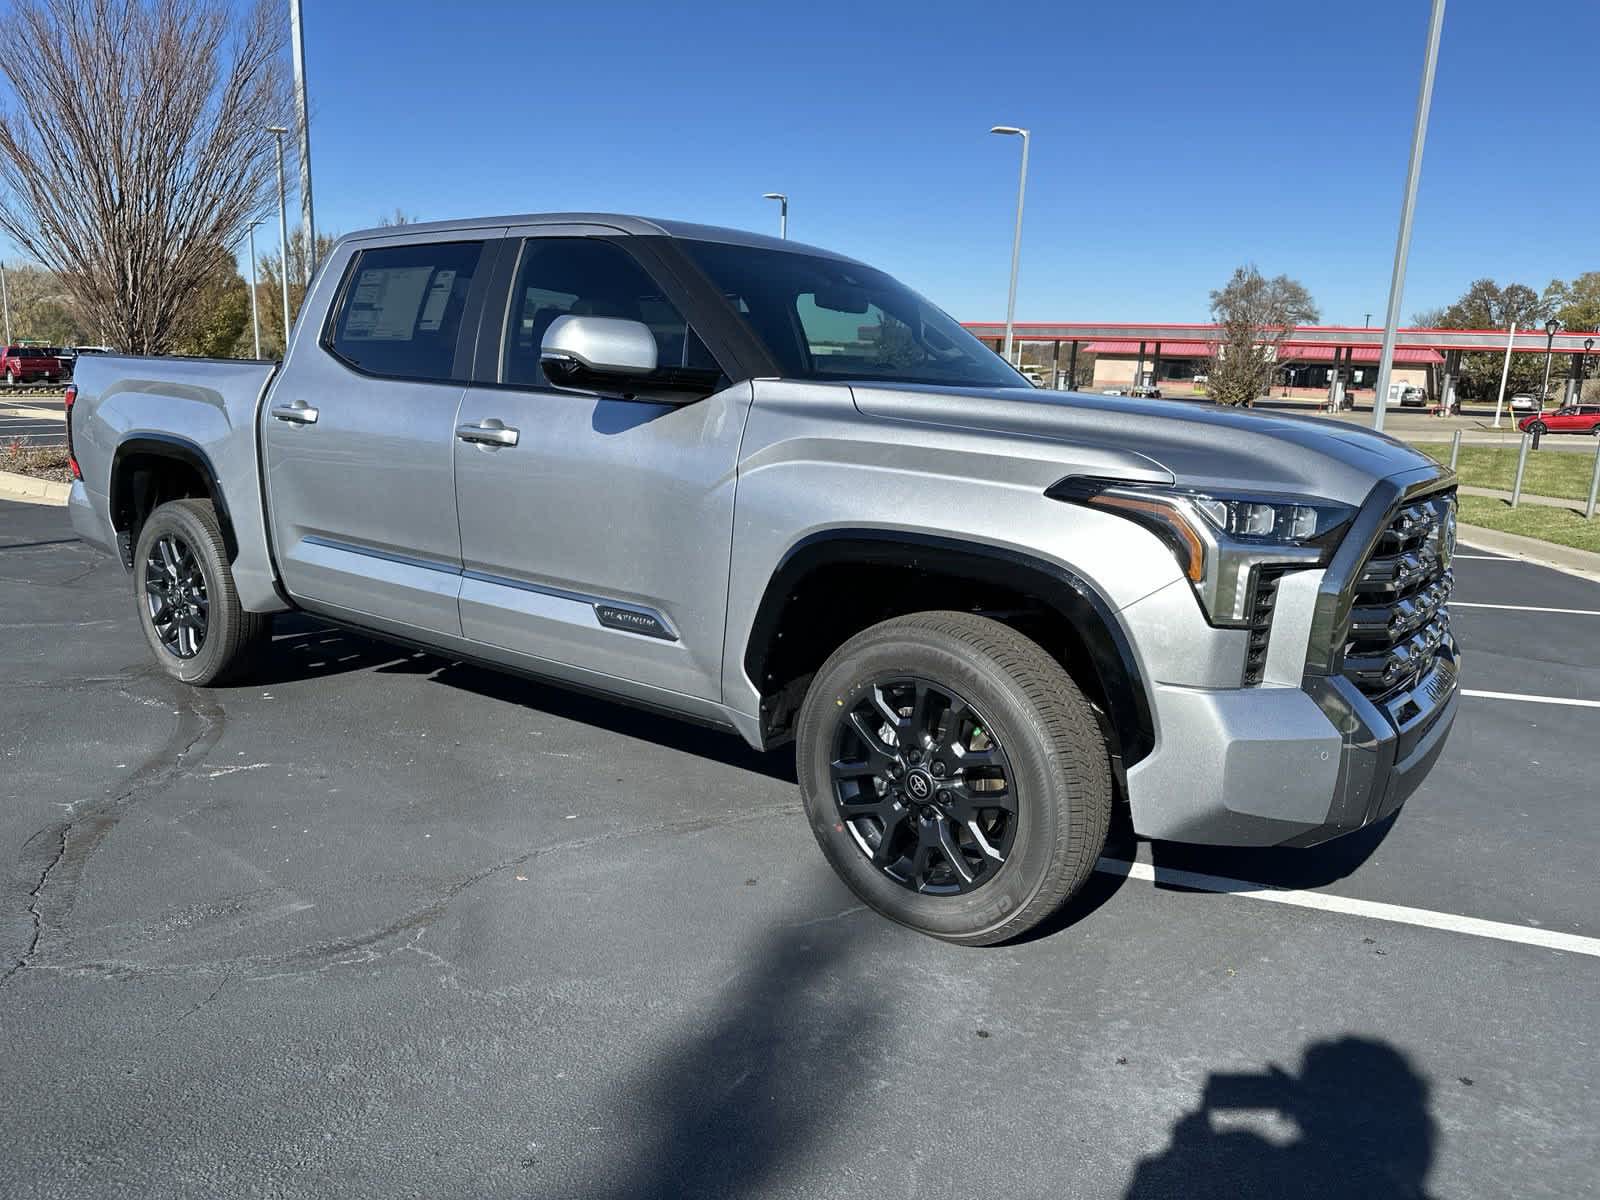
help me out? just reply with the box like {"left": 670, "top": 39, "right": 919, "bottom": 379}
{"left": 19, "top": 0, "right": 1600, "bottom": 326}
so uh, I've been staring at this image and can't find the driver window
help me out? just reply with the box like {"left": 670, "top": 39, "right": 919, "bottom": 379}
{"left": 500, "top": 238, "right": 717, "bottom": 388}
{"left": 795, "top": 292, "right": 924, "bottom": 375}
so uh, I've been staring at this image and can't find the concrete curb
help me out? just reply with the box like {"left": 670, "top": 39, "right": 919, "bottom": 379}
{"left": 1458, "top": 522, "right": 1600, "bottom": 584}
{"left": 0, "top": 469, "right": 69, "bottom": 506}
{"left": 1458, "top": 484, "right": 1587, "bottom": 512}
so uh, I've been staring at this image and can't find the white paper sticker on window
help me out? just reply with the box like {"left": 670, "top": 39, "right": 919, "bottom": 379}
{"left": 417, "top": 269, "right": 457, "bottom": 332}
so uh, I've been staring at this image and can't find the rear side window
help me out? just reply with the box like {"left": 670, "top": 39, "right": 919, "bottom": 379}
{"left": 500, "top": 238, "right": 716, "bottom": 388}
{"left": 326, "top": 240, "right": 484, "bottom": 381}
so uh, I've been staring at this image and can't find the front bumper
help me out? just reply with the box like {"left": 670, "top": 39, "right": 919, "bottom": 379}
{"left": 1121, "top": 465, "right": 1460, "bottom": 847}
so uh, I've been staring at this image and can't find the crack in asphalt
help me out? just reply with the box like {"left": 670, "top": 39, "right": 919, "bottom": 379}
{"left": 0, "top": 684, "right": 225, "bottom": 989}
{"left": 25, "top": 800, "right": 805, "bottom": 987}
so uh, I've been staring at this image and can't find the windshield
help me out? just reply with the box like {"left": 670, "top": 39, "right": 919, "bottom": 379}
{"left": 681, "top": 240, "right": 1027, "bottom": 389}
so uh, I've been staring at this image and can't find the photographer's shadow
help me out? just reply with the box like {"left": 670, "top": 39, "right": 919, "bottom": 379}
{"left": 1125, "top": 1036, "right": 1436, "bottom": 1199}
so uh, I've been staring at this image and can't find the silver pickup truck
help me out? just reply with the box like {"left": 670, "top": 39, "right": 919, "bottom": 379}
{"left": 64, "top": 214, "right": 1460, "bottom": 943}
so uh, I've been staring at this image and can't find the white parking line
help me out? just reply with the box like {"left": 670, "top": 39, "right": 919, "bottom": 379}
{"left": 1451, "top": 553, "right": 1512, "bottom": 561}
{"left": 1095, "top": 858, "right": 1600, "bottom": 958}
{"left": 1452, "top": 602, "right": 1600, "bottom": 615}
{"left": 1461, "top": 688, "right": 1600, "bottom": 709}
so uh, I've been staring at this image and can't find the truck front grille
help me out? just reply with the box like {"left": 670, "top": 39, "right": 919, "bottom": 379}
{"left": 1341, "top": 491, "right": 1455, "bottom": 700}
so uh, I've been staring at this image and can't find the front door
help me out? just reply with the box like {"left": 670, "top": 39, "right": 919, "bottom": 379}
{"left": 261, "top": 235, "right": 493, "bottom": 637}
{"left": 452, "top": 234, "right": 749, "bottom": 701}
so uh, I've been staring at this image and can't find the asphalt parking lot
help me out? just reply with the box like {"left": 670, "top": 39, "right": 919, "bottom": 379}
{"left": 1, "top": 497, "right": 1596, "bottom": 1198}
{"left": 0, "top": 395, "right": 67, "bottom": 447}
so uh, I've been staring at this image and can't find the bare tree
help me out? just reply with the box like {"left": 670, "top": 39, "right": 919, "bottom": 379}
{"left": 1207, "top": 265, "right": 1320, "bottom": 407}
{"left": 0, "top": 0, "right": 286, "bottom": 354}
{"left": 255, "top": 225, "right": 337, "bottom": 354}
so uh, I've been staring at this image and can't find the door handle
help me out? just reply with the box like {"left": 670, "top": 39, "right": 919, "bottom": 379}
{"left": 271, "top": 402, "right": 319, "bottom": 424}
{"left": 455, "top": 421, "right": 519, "bottom": 447}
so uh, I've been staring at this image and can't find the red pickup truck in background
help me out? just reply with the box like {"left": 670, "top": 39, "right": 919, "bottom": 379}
{"left": 0, "top": 344, "right": 66, "bottom": 385}
{"left": 1519, "top": 404, "right": 1600, "bottom": 436}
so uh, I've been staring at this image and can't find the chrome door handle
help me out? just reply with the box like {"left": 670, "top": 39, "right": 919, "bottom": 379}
{"left": 455, "top": 421, "right": 519, "bottom": 447}
{"left": 271, "top": 402, "right": 319, "bottom": 424}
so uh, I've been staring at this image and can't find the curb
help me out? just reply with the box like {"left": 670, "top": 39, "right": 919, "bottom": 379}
{"left": 1458, "top": 484, "right": 1585, "bottom": 511}
{"left": 0, "top": 469, "right": 69, "bottom": 506}
{"left": 1457, "top": 521, "right": 1600, "bottom": 584}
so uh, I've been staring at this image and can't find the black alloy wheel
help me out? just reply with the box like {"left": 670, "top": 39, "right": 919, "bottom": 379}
{"left": 1529, "top": 421, "right": 1547, "bottom": 436}
{"left": 144, "top": 532, "right": 209, "bottom": 659}
{"left": 830, "top": 676, "right": 1017, "bottom": 895}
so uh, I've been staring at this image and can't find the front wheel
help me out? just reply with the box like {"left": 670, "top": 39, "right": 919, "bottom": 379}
{"left": 796, "top": 611, "right": 1112, "bottom": 945}
{"left": 1528, "top": 421, "right": 1548, "bottom": 436}
{"left": 4, "top": 370, "right": 13, "bottom": 385}
{"left": 133, "top": 498, "right": 265, "bottom": 685}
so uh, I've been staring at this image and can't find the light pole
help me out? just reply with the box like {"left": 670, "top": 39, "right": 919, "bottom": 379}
{"left": 1583, "top": 337, "right": 1595, "bottom": 406}
{"left": 990, "top": 125, "right": 1030, "bottom": 365}
{"left": 1540, "top": 316, "right": 1562, "bottom": 412}
{"left": 289, "top": 0, "right": 315, "bottom": 283}
{"left": 0, "top": 260, "right": 11, "bottom": 346}
{"left": 245, "top": 221, "right": 262, "bottom": 359}
{"left": 1492, "top": 321, "right": 1516, "bottom": 429}
{"left": 1372, "top": 0, "right": 1446, "bottom": 434}
{"left": 266, "top": 125, "right": 292, "bottom": 351}
{"left": 761, "top": 192, "right": 788, "bottom": 239}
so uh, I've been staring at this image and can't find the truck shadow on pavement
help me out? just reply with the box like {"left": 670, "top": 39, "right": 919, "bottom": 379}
{"left": 1145, "top": 814, "right": 1399, "bottom": 891}
{"left": 1124, "top": 1035, "right": 1437, "bottom": 1199}
{"left": 253, "top": 615, "right": 800, "bottom": 782}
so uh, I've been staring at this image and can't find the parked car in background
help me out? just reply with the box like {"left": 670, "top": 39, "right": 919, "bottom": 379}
{"left": 1128, "top": 385, "right": 1163, "bottom": 399}
{"left": 0, "top": 344, "right": 64, "bottom": 385}
{"left": 65, "top": 212, "right": 1461, "bottom": 945}
{"left": 1508, "top": 394, "right": 1538, "bottom": 413}
{"left": 1520, "top": 405, "right": 1600, "bottom": 436}
{"left": 1398, "top": 386, "right": 1427, "bottom": 407}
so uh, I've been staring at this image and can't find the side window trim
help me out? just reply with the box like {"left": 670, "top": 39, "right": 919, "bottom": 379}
{"left": 317, "top": 236, "right": 497, "bottom": 384}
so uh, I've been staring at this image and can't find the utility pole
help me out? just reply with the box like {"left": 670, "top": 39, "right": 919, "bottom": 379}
{"left": 1492, "top": 321, "right": 1516, "bottom": 429}
{"left": 246, "top": 222, "right": 262, "bottom": 359}
{"left": 290, "top": 0, "right": 316, "bottom": 285}
{"left": 990, "top": 125, "right": 1031, "bottom": 364}
{"left": 1372, "top": 0, "right": 1446, "bottom": 434}
{"left": 0, "top": 261, "right": 11, "bottom": 345}
{"left": 267, "top": 126, "right": 292, "bottom": 349}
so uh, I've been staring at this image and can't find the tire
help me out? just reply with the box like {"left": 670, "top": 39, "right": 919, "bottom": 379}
{"left": 4, "top": 370, "right": 13, "bottom": 385}
{"left": 796, "top": 611, "right": 1112, "bottom": 945}
{"left": 133, "top": 498, "right": 265, "bottom": 686}
{"left": 1529, "top": 421, "right": 1547, "bottom": 436}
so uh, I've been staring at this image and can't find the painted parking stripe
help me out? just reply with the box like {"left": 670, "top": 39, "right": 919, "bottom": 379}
{"left": 1095, "top": 858, "right": 1600, "bottom": 958}
{"left": 1451, "top": 602, "right": 1600, "bottom": 615}
{"left": 1461, "top": 688, "right": 1600, "bottom": 709}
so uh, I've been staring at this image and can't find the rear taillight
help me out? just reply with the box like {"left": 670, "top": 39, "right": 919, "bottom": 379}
{"left": 63, "top": 384, "right": 81, "bottom": 480}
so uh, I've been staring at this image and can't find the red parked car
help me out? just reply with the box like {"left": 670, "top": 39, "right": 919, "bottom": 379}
{"left": 1519, "top": 404, "right": 1600, "bottom": 436}
{"left": 0, "top": 345, "right": 63, "bottom": 385}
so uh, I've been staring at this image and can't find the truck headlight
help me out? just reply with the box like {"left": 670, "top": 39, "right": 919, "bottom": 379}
{"left": 1051, "top": 480, "right": 1355, "bottom": 626}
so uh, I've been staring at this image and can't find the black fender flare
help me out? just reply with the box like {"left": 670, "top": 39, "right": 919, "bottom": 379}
{"left": 109, "top": 434, "right": 237, "bottom": 565}
{"left": 743, "top": 529, "right": 1155, "bottom": 765}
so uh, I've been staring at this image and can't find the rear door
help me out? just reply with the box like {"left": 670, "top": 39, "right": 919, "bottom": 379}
{"left": 450, "top": 230, "right": 751, "bottom": 701}
{"left": 261, "top": 231, "right": 499, "bottom": 637}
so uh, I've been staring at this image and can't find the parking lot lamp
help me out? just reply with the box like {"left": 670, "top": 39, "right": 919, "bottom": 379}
{"left": 266, "top": 125, "right": 292, "bottom": 352}
{"left": 1541, "top": 317, "right": 1562, "bottom": 411}
{"left": 761, "top": 193, "right": 787, "bottom": 239}
{"left": 990, "top": 125, "right": 1030, "bottom": 365}
{"left": 1584, "top": 337, "right": 1595, "bottom": 403}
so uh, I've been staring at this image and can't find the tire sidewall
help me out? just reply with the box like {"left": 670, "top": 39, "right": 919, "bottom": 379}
{"left": 133, "top": 503, "right": 233, "bottom": 686}
{"left": 797, "top": 629, "right": 1069, "bottom": 942}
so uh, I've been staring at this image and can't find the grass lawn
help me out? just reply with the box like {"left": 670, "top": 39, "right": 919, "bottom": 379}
{"left": 1457, "top": 493, "right": 1600, "bottom": 554}
{"left": 1418, "top": 442, "right": 1600, "bottom": 501}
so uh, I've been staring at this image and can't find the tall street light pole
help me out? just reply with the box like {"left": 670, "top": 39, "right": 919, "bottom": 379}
{"left": 762, "top": 192, "right": 787, "bottom": 239}
{"left": 991, "top": 125, "right": 1030, "bottom": 365}
{"left": 1372, "top": 0, "right": 1446, "bottom": 434}
{"left": 245, "top": 221, "right": 262, "bottom": 359}
{"left": 1540, "top": 317, "right": 1562, "bottom": 412}
{"left": 289, "top": 0, "right": 315, "bottom": 284}
{"left": 267, "top": 125, "right": 292, "bottom": 350}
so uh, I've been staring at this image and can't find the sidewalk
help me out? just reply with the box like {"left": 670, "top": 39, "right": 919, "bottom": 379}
{"left": 1458, "top": 484, "right": 1591, "bottom": 512}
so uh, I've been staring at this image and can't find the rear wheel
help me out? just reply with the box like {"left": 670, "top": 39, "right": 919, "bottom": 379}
{"left": 133, "top": 498, "right": 264, "bottom": 686}
{"left": 1529, "top": 421, "right": 1548, "bottom": 436}
{"left": 796, "top": 611, "right": 1112, "bottom": 945}
{"left": 4, "top": 369, "right": 13, "bottom": 385}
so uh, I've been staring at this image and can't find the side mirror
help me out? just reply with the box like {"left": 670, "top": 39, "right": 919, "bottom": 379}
{"left": 538, "top": 312, "right": 723, "bottom": 400}
{"left": 540, "top": 314, "right": 657, "bottom": 384}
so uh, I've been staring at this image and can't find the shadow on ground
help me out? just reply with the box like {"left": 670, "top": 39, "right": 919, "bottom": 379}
{"left": 1148, "top": 812, "right": 1400, "bottom": 891}
{"left": 1125, "top": 1035, "right": 1437, "bottom": 1199}
{"left": 541, "top": 905, "right": 882, "bottom": 1198}
{"left": 247, "top": 614, "right": 798, "bottom": 782}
